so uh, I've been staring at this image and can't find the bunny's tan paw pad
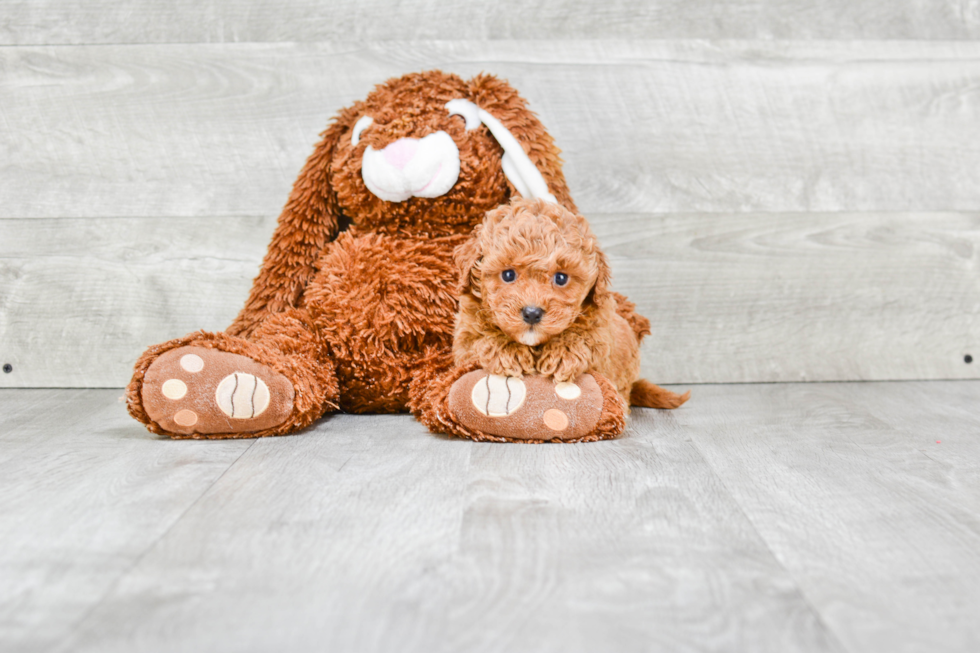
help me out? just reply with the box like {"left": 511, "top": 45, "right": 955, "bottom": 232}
{"left": 448, "top": 371, "right": 604, "bottom": 442}
{"left": 141, "top": 346, "right": 294, "bottom": 437}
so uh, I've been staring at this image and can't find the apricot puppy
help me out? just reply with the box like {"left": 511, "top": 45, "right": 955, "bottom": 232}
{"left": 453, "top": 197, "right": 689, "bottom": 410}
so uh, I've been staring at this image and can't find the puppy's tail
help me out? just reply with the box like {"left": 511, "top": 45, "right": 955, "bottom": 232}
{"left": 630, "top": 379, "right": 690, "bottom": 409}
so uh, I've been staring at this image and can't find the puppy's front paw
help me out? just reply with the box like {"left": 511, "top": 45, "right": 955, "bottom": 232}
{"left": 486, "top": 357, "right": 524, "bottom": 378}
{"left": 479, "top": 341, "right": 536, "bottom": 378}
{"left": 552, "top": 358, "right": 590, "bottom": 384}
{"left": 536, "top": 341, "right": 590, "bottom": 382}
{"left": 535, "top": 352, "right": 560, "bottom": 377}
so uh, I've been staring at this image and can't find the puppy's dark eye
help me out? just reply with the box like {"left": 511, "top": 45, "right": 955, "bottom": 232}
{"left": 553, "top": 272, "right": 569, "bottom": 287}
{"left": 501, "top": 269, "right": 517, "bottom": 283}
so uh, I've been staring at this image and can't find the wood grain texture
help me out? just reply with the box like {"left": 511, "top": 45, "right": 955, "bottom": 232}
{"left": 52, "top": 408, "right": 841, "bottom": 653}
{"left": 2, "top": 211, "right": 976, "bottom": 388}
{"left": 598, "top": 211, "right": 980, "bottom": 383}
{"left": 4, "top": 41, "right": 980, "bottom": 218}
{"left": 0, "top": 381, "right": 980, "bottom": 653}
{"left": 6, "top": 383, "right": 980, "bottom": 651}
{"left": 0, "top": 216, "right": 268, "bottom": 388}
{"left": 4, "top": 0, "right": 980, "bottom": 44}
{"left": 680, "top": 381, "right": 980, "bottom": 652}
{"left": 0, "top": 388, "right": 253, "bottom": 653}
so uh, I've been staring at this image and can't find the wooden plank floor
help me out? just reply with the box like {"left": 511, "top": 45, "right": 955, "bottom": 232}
{"left": 1, "top": 382, "right": 978, "bottom": 652}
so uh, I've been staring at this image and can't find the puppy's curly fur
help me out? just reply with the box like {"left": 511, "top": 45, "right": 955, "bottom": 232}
{"left": 453, "top": 198, "right": 689, "bottom": 410}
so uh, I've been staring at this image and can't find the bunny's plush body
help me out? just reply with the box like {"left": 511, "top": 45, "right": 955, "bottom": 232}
{"left": 128, "top": 70, "right": 660, "bottom": 442}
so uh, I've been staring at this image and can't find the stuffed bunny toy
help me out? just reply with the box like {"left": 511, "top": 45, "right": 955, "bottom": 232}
{"left": 127, "top": 70, "right": 675, "bottom": 443}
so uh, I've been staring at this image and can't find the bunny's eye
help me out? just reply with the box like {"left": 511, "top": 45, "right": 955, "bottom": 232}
{"left": 553, "top": 272, "right": 569, "bottom": 287}
{"left": 351, "top": 116, "right": 373, "bottom": 146}
{"left": 501, "top": 269, "right": 517, "bottom": 283}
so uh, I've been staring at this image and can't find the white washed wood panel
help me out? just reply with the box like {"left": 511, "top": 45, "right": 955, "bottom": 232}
{"left": 3, "top": 0, "right": 980, "bottom": 44}
{"left": 0, "top": 217, "right": 269, "bottom": 388}
{"left": 0, "top": 389, "right": 252, "bottom": 651}
{"left": 1, "top": 211, "right": 976, "bottom": 388}
{"left": 603, "top": 211, "right": 980, "bottom": 384}
{"left": 4, "top": 41, "right": 980, "bottom": 218}
{"left": 681, "top": 382, "right": 980, "bottom": 652}
{"left": 56, "top": 410, "right": 839, "bottom": 653}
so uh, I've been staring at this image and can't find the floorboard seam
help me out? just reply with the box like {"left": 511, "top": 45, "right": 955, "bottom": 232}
{"left": 682, "top": 433, "right": 852, "bottom": 653}
{"left": 52, "top": 437, "right": 259, "bottom": 652}
{"left": 0, "top": 389, "right": 85, "bottom": 436}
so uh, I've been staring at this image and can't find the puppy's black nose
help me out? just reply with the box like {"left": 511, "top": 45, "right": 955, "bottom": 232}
{"left": 522, "top": 306, "right": 544, "bottom": 325}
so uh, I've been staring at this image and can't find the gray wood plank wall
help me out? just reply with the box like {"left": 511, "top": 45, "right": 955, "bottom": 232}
{"left": 4, "top": 1, "right": 980, "bottom": 43}
{"left": 1, "top": 5, "right": 978, "bottom": 388}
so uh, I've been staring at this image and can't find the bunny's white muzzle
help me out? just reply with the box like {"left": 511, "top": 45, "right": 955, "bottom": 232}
{"left": 361, "top": 131, "right": 461, "bottom": 203}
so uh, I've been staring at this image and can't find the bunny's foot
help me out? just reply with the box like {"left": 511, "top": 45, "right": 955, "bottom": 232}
{"left": 446, "top": 371, "right": 626, "bottom": 443}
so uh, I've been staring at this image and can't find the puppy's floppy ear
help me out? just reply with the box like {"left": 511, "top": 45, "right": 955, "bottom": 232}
{"left": 228, "top": 106, "right": 357, "bottom": 337}
{"left": 466, "top": 75, "right": 578, "bottom": 214}
{"left": 453, "top": 225, "right": 484, "bottom": 298}
{"left": 584, "top": 248, "right": 613, "bottom": 309}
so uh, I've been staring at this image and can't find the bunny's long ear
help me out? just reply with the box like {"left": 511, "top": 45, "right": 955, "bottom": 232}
{"left": 464, "top": 74, "right": 578, "bottom": 214}
{"left": 228, "top": 108, "right": 356, "bottom": 337}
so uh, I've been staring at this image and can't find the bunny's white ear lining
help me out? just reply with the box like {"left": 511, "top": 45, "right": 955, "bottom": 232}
{"left": 445, "top": 99, "right": 481, "bottom": 130}
{"left": 445, "top": 99, "right": 558, "bottom": 205}
{"left": 351, "top": 115, "right": 373, "bottom": 146}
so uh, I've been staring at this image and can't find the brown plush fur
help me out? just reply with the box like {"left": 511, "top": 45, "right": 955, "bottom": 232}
{"left": 453, "top": 198, "right": 689, "bottom": 411}
{"left": 410, "top": 358, "right": 625, "bottom": 443}
{"left": 226, "top": 71, "right": 576, "bottom": 341}
{"left": 127, "top": 70, "right": 660, "bottom": 440}
{"left": 127, "top": 314, "right": 338, "bottom": 439}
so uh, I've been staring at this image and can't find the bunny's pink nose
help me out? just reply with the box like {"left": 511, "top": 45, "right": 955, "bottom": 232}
{"left": 382, "top": 138, "right": 419, "bottom": 170}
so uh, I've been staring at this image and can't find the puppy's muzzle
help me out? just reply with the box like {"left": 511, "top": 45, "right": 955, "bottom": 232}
{"left": 522, "top": 306, "right": 545, "bottom": 325}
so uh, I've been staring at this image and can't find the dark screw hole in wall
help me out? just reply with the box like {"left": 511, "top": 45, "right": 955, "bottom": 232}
{"left": 966, "top": 355, "right": 974, "bottom": 364}
{"left": 2, "top": 364, "right": 11, "bottom": 373}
